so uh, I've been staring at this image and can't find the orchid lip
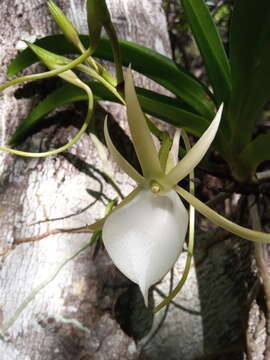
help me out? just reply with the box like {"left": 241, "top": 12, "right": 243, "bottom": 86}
{"left": 102, "top": 188, "right": 189, "bottom": 306}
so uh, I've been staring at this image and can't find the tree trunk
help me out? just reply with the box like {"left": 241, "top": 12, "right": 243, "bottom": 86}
{"left": 0, "top": 1, "right": 261, "bottom": 359}
{"left": 0, "top": 1, "right": 170, "bottom": 359}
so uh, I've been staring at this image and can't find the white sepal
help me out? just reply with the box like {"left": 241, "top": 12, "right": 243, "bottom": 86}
{"left": 163, "top": 103, "right": 224, "bottom": 187}
{"left": 102, "top": 189, "right": 188, "bottom": 306}
{"left": 104, "top": 117, "right": 146, "bottom": 186}
{"left": 125, "top": 68, "right": 163, "bottom": 180}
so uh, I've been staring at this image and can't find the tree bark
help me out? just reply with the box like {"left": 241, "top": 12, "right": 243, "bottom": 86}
{"left": 0, "top": 1, "right": 259, "bottom": 359}
{"left": 0, "top": 1, "right": 170, "bottom": 359}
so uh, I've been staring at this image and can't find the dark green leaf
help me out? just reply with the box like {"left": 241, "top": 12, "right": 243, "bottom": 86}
{"left": 10, "top": 81, "right": 211, "bottom": 148}
{"left": 180, "top": 0, "right": 231, "bottom": 103}
{"left": 229, "top": 0, "right": 270, "bottom": 153}
{"left": 7, "top": 35, "right": 215, "bottom": 118}
{"left": 238, "top": 134, "right": 270, "bottom": 176}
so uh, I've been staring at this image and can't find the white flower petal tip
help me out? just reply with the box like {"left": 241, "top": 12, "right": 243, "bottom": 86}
{"left": 139, "top": 280, "right": 150, "bottom": 308}
{"left": 102, "top": 189, "right": 189, "bottom": 307}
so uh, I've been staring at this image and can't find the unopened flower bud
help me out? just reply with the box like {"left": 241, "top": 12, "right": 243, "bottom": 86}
{"left": 86, "top": 0, "right": 112, "bottom": 52}
{"left": 47, "top": 0, "right": 81, "bottom": 49}
{"left": 26, "top": 42, "right": 84, "bottom": 88}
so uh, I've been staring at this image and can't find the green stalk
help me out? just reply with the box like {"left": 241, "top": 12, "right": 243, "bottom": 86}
{"left": 77, "top": 64, "right": 124, "bottom": 103}
{"left": 0, "top": 48, "right": 92, "bottom": 92}
{"left": 0, "top": 85, "right": 93, "bottom": 157}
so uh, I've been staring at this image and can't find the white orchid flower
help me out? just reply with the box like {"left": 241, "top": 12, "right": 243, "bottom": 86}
{"left": 101, "top": 68, "right": 222, "bottom": 306}
{"left": 86, "top": 68, "right": 270, "bottom": 308}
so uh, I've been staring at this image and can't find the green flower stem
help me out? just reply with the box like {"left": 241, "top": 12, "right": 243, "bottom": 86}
{"left": 0, "top": 48, "right": 92, "bottom": 93}
{"left": 78, "top": 43, "right": 99, "bottom": 73}
{"left": 76, "top": 41, "right": 116, "bottom": 86}
{"left": 77, "top": 64, "right": 124, "bottom": 104}
{"left": 176, "top": 185, "right": 270, "bottom": 243}
{"left": 104, "top": 198, "right": 118, "bottom": 216}
{"left": 0, "top": 85, "right": 93, "bottom": 157}
{"left": 154, "top": 131, "right": 195, "bottom": 312}
{"left": 95, "top": 62, "right": 117, "bottom": 87}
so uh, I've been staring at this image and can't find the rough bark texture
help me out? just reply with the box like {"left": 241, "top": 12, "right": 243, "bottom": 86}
{"left": 0, "top": 1, "right": 169, "bottom": 359}
{"left": 0, "top": 1, "right": 261, "bottom": 359}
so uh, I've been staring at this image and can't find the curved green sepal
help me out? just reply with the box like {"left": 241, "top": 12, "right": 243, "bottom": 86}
{"left": 176, "top": 186, "right": 270, "bottom": 243}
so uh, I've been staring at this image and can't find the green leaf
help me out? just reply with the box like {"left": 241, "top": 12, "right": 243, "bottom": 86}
{"left": 9, "top": 82, "right": 211, "bottom": 147}
{"left": 180, "top": 0, "right": 231, "bottom": 104}
{"left": 9, "top": 84, "right": 86, "bottom": 145}
{"left": 238, "top": 134, "right": 270, "bottom": 176}
{"left": 7, "top": 35, "right": 215, "bottom": 118}
{"left": 137, "top": 88, "right": 210, "bottom": 136}
{"left": 228, "top": 0, "right": 270, "bottom": 153}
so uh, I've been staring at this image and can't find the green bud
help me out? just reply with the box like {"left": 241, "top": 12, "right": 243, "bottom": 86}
{"left": 86, "top": 0, "right": 112, "bottom": 51}
{"left": 87, "top": 0, "right": 111, "bottom": 24}
{"left": 47, "top": 0, "right": 81, "bottom": 48}
{"left": 25, "top": 41, "right": 68, "bottom": 68}
{"left": 26, "top": 42, "right": 85, "bottom": 89}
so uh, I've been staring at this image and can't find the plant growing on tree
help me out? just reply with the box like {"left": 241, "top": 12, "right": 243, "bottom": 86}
{"left": 1, "top": 0, "right": 270, "bottom": 334}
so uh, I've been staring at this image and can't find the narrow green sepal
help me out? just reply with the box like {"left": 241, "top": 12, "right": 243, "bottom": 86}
{"left": 176, "top": 185, "right": 270, "bottom": 243}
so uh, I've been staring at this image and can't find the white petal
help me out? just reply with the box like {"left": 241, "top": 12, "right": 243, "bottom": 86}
{"left": 165, "top": 128, "right": 182, "bottom": 173}
{"left": 102, "top": 189, "right": 188, "bottom": 306}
